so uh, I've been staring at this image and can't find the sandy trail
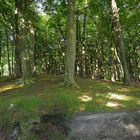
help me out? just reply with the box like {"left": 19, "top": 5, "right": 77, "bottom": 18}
{"left": 68, "top": 110, "right": 140, "bottom": 140}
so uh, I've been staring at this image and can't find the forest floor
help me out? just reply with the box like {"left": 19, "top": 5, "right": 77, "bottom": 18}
{"left": 0, "top": 76, "right": 140, "bottom": 140}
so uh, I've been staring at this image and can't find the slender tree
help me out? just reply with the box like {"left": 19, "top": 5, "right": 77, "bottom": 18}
{"left": 0, "top": 41, "right": 2, "bottom": 76}
{"left": 5, "top": 29, "right": 11, "bottom": 76}
{"left": 81, "top": 0, "right": 88, "bottom": 77}
{"left": 111, "top": 0, "right": 131, "bottom": 85}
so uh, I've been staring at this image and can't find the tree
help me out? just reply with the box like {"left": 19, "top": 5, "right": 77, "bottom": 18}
{"left": 5, "top": 29, "right": 11, "bottom": 76}
{"left": 64, "top": 0, "right": 77, "bottom": 87}
{"left": 14, "top": 0, "right": 22, "bottom": 77}
{"left": 111, "top": 0, "right": 131, "bottom": 85}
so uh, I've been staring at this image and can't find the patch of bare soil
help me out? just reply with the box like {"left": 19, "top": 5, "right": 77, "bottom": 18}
{"left": 31, "top": 113, "right": 69, "bottom": 140}
{"left": 0, "top": 113, "right": 69, "bottom": 140}
{"left": 68, "top": 110, "right": 140, "bottom": 140}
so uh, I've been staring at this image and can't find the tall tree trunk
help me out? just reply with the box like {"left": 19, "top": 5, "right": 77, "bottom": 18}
{"left": 29, "top": 24, "right": 35, "bottom": 75}
{"left": 34, "top": 30, "right": 37, "bottom": 69}
{"left": 15, "top": 0, "right": 35, "bottom": 84}
{"left": 20, "top": 22, "right": 35, "bottom": 83}
{"left": 0, "top": 43, "right": 2, "bottom": 76}
{"left": 100, "top": 44, "right": 105, "bottom": 79}
{"left": 11, "top": 46, "right": 14, "bottom": 75}
{"left": 64, "top": 0, "right": 77, "bottom": 87}
{"left": 14, "top": 2, "right": 22, "bottom": 78}
{"left": 75, "top": 7, "right": 80, "bottom": 76}
{"left": 95, "top": 38, "right": 100, "bottom": 79}
{"left": 0, "top": 42, "right": 4, "bottom": 76}
{"left": 110, "top": 47, "right": 115, "bottom": 81}
{"left": 44, "top": 30, "right": 49, "bottom": 74}
{"left": 19, "top": 18, "right": 27, "bottom": 82}
{"left": 111, "top": 0, "right": 131, "bottom": 85}
{"left": 5, "top": 29, "right": 11, "bottom": 76}
{"left": 81, "top": 0, "right": 88, "bottom": 77}
{"left": 14, "top": 34, "right": 22, "bottom": 77}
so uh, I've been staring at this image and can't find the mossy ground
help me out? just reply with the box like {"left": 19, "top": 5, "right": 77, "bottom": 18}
{"left": 0, "top": 76, "right": 139, "bottom": 139}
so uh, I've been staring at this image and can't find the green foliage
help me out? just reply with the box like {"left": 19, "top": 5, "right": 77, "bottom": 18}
{"left": 0, "top": 0, "right": 139, "bottom": 81}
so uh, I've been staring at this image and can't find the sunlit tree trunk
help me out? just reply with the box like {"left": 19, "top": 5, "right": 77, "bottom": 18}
{"left": 95, "top": 38, "right": 100, "bottom": 79}
{"left": 29, "top": 24, "right": 35, "bottom": 75}
{"left": 0, "top": 42, "right": 4, "bottom": 76}
{"left": 90, "top": 47, "right": 94, "bottom": 78}
{"left": 81, "top": 0, "right": 88, "bottom": 77}
{"left": 110, "top": 47, "right": 115, "bottom": 81}
{"left": 111, "top": 0, "right": 131, "bottom": 85}
{"left": 11, "top": 46, "right": 14, "bottom": 75}
{"left": 100, "top": 45, "right": 105, "bottom": 79}
{"left": 19, "top": 16, "right": 27, "bottom": 82}
{"left": 64, "top": 0, "right": 77, "bottom": 87}
{"left": 5, "top": 29, "right": 11, "bottom": 76}
{"left": 75, "top": 7, "right": 81, "bottom": 76}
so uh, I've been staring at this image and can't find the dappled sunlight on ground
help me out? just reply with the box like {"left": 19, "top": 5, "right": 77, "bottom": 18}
{"left": 118, "top": 88, "right": 130, "bottom": 92}
{"left": 106, "top": 101, "right": 124, "bottom": 108}
{"left": 0, "top": 76, "right": 139, "bottom": 115}
{"left": 79, "top": 104, "right": 85, "bottom": 112}
{"left": 122, "top": 123, "right": 140, "bottom": 135}
{"left": 136, "top": 100, "right": 140, "bottom": 105}
{"left": 78, "top": 95, "right": 92, "bottom": 102}
{"left": 88, "top": 86, "right": 93, "bottom": 89}
{"left": 107, "top": 92, "right": 131, "bottom": 101}
{"left": 95, "top": 93, "right": 101, "bottom": 97}
{"left": 0, "top": 83, "right": 23, "bottom": 93}
{"left": 106, "top": 85, "right": 111, "bottom": 89}
{"left": 95, "top": 98, "right": 106, "bottom": 104}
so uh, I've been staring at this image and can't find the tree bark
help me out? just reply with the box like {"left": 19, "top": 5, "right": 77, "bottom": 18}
{"left": 0, "top": 42, "right": 2, "bottom": 76}
{"left": 64, "top": 0, "right": 77, "bottom": 87}
{"left": 75, "top": 7, "right": 81, "bottom": 76}
{"left": 111, "top": 0, "right": 131, "bottom": 85}
{"left": 20, "top": 22, "right": 35, "bottom": 84}
{"left": 14, "top": 9, "right": 22, "bottom": 78}
{"left": 81, "top": 0, "right": 88, "bottom": 77}
{"left": 29, "top": 24, "right": 35, "bottom": 75}
{"left": 15, "top": 1, "right": 35, "bottom": 84}
{"left": 5, "top": 29, "right": 11, "bottom": 76}
{"left": 19, "top": 19, "right": 27, "bottom": 82}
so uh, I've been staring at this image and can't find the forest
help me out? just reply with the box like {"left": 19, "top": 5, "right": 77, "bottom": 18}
{"left": 0, "top": 0, "right": 140, "bottom": 140}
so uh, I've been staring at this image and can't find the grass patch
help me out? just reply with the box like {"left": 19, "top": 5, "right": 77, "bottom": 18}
{"left": 0, "top": 76, "right": 139, "bottom": 139}
{"left": 0, "top": 76, "right": 13, "bottom": 83}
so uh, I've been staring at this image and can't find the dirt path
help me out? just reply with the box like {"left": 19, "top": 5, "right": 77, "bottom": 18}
{"left": 68, "top": 110, "right": 140, "bottom": 140}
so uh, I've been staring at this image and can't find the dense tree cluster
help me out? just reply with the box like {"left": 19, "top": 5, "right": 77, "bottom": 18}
{"left": 0, "top": 0, "right": 139, "bottom": 85}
